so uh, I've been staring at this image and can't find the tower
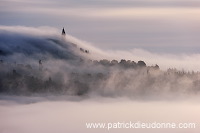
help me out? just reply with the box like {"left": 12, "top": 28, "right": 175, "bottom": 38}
{"left": 39, "top": 59, "right": 43, "bottom": 70}
{"left": 62, "top": 27, "right": 66, "bottom": 35}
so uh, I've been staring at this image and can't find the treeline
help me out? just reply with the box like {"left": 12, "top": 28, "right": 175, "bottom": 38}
{"left": 0, "top": 66, "right": 106, "bottom": 95}
{"left": 83, "top": 59, "right": 160, "bottom": 70}
{"left": 1, "top": 59, "right": 200, "bottom": 97}
{"left": 0, "top": 59, "right": 154, "bottom": 95}
{"left": 0, "top": 60, "right": 107, "bottom": 95}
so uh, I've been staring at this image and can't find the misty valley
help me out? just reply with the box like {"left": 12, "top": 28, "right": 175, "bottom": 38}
{"left": 1, "top": 0, "right": 200, "bottom": 132}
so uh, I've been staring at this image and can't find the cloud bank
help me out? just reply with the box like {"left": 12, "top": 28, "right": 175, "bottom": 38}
{"left": 0, "top": 97, "right": 200, "bottom": 133}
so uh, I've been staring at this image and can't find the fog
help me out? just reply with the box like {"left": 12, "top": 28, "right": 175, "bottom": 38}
{"left": 0, "top": 96, "right": 200, "bottom": 133}
{"left": 0, "top": 26, "right": 200, "bottom": 133}
{"left": 2, "top": 0, "right": 200, "bottom": 132}
{"left": 1, "top": 26, "right": 200, "bottom": 97}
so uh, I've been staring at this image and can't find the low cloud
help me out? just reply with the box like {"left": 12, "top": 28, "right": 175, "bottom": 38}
{"left": 0, "top": 97, "right": 200, "bottom": 133}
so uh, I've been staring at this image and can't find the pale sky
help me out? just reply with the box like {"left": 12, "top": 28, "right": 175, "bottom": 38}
{"left": 1, "top": 0, "right": 200, "bottom": 53}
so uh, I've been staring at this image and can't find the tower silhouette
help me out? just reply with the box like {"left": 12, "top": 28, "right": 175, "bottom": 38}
{"left": 62, "top": 27, "right": 66, "bottom": 35}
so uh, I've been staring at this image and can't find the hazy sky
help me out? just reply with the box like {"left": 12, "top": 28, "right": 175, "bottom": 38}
{"left": 1, "top": 0, "right": 200, "bottom": 53}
